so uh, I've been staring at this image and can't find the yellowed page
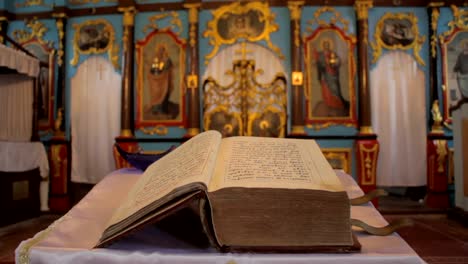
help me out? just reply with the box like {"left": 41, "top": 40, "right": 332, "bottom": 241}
{"left": 108, "top": 130, "right": 222, "bottom": 226}
{"left": 208, "top": 136, "right": 344, "bottom": 192}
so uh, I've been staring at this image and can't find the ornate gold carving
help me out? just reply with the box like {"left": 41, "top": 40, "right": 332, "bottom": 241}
{"left": 53, "top": 13, "right": 66, "bottom": 66}
{"left": 184, "top": 3, "right": 201, "bottom": 24}
{"left": 431, "top": 100, "right": 444, "bottom": 133}
{"left": 0, "top": 17, "right": 6, "bottom": 43}
{"left": 354, "top": 0, "right": 373, "bottom": 20}
{"left": 53, "top": 108, "right": 64, "bottom": 136}
{"left": 360, "top": 125, "right": 374, "bottom": 134}
{"left": 307, "top": 123, "right": 355, "bottom": 130}
{"left": 430, "top": 7, "right": 440, "bottom": 58}
{"left": 120, "top": 129, "right": 133, "bottom": 137}
{"left": 204, "top": 53, "right": 287, "bottom": 137}
{"left": 143, "top": 12, "right": 183, "bottom": 37}
{"left": 71, "top": 19, "right": 120, "bottom": 70}
{"left": 435, "top": 140, "right": 447, "bottom": 173}
{"left": 187, "top": 127, "right": 200, "bottom": 137}
{"left": 322, "top": 148, "right": 352, "bottom": 173}
{"left": 291, "top": 125, "right": 305, "bottom": 134}
{"left": 287, "top": 1, "right": 304, "bottom": 21}
{"left": 184, "top": 4, "right": 200, "bottom": 48}
{"left": 292, "top": 71, "right": 303, "bottom": 86}
{"left": 13, "top": 19, "right": 53, "bottom": 49}
{"left": 118, "top": 6, "right": 136, "bottom": 27}
{"left": 203, "top": 1, "right": 284, "bottom": 64}
{"left": 69, "top": 0, "right": 117, "bottom": 5}
{"left": 371, "top": 12, "right": 426, "bottom": 66}
{"left": 307, "top": 6, "right": 350, "bottom": 32}
{"left": 187, "top": 74, "right": 198, "bottom": 90}
{"left": 439, "top": 5, "right": 468, "bottom": 43}
{"left": 359, "top": 143, "right": 378, "bottom": 185}
{"left": 15, "top": 0, "right": 53, "bottom": 8}
{"left": 140, "top": 125, "right": 169, "bottom": 135}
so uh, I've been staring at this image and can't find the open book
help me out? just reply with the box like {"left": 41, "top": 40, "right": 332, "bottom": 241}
{"left": 96, "top": 130, "right": 359, "bottom": 252}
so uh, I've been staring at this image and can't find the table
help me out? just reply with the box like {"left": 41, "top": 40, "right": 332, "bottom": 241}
{"left": 0, "top": 141, "right": 49, "bottom": 211}
{"left": 16, "top": 169, "right": 426, "bottom": 264}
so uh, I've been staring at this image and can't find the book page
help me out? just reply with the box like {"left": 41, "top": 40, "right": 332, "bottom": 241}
{"left": 108, "top": 131, "right": 222, "bottom": 227}
{"left": 208, "top": 136, "right": 344, "bottom": 192}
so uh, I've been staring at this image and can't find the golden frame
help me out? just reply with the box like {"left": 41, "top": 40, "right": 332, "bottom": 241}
{"left": 321, "top": 148, "right": 352, "bottom": 174}
{"left": 71, "top": 18, "right": 119, "bottom": 70}
{"left": 439, "top": 5, "right": 468, "bottom": 124}
{"left": 203, "top": 1, "right": 283, "bottom": 64}
{"left": 371, "top": 12, "right": 426, "bottom": 66}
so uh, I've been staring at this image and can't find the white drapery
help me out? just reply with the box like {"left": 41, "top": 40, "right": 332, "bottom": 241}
{"left": 0, "top": 74, "right": 33, "bottom": 141}
{"left": 71, "top": 56, "right": 121, "bottom": 184}
{"left": 370, "top": 51, "right": 427, "bottom": 186}
{"left": 0, "top": 43, "right": 40, "bottom": 77}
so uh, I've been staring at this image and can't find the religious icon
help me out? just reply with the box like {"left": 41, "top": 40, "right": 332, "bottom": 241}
{"left": 136, "top": 31, "right": 186, "bottom": 129}
{"left": 217, "top": 10, "right": 265, "bottom": 41}
{"left": 304, "top": 28, "right": 356, "bottom": 128}
{"left": 441, "top": 30, "right": 468, "bottom": 122}
{"left": 380, "top": 18, "right": 415, "bottom": 47}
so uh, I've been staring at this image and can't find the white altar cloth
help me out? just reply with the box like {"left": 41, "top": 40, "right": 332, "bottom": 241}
{"left": 16, "top": 169, "right": 426, "bottom": 264}
{"left": 0, "top": 141, "right": 49, "bottom": 211}
{"left": 0, "top": 43, "right": 40, "bottom": 78}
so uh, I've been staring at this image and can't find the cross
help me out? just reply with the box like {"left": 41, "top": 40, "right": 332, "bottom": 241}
{"left": 235, "top": 42, "right": 253, "bottom": 61}
{"left": 97, "top": 63, "right": 105, "bottom": 80}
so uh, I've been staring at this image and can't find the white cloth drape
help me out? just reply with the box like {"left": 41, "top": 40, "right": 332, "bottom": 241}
{"left": 0, "top": 141, "right": 50, "bottom": 211}
{"left": 0, "top": 74, "right": 33, "bottom": 141}
{"left": 370, "top": 51, "right": 427, "bottom": 186}
{"left": 452, "top": 104, "right": 468, "bottom": 211}
{"left": 0, "top": 43, "right": 40, "bottom": 77}
{"left": 71, "top": 56, "right": 121, "bottom": 184}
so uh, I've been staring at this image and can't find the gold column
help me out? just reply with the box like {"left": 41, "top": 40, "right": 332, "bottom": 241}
{"left": 52, "top": 12, "right": 67, "bottom": 136}
{"left": 118, "top": 6, "right": 137, "bottom": 137}
{"left": 288, "top": 1, "right": 305, "bottom": 135}
{"left": 184, "top": 3, "right": 201, "bottom": 137}
{"left": 0, "top": 16, "right": 7, "bottom": 44}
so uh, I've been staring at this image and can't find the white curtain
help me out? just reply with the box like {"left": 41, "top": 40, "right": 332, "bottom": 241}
{"left": 71, "top": 56, "right": 121, "bottom": 184}
{"left": 0, "top": 74, "right": 33, "bottom": 141}
{"left": 370, "top": 51, "right": 427, "bottom": 186}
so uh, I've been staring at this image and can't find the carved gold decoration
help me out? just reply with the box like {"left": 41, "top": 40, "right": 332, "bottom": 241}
{"left": 15, "top": 0, "right": 53, "bottom": 8}
{"left": 291, "top": 125, "right": 305, "bottom": 134}
{"left": 307, "top": 123, "right": 355, "bottom": 130}
{"left": 322, "top": 148, "right": 352, "bottom": 174}
{"left": 288, "top": 1, "right": 304, "bottom": 21}
{"left": 360, "top": 125, "right": 374, "bottom": 134}
{"left": 119, "top": 6, "right": 136, "bottom": 27}
{"left": 187, "top": 74, "right": 198, "bottom": 90}
{"left": 308, "top": 6, "right": 350, "bottom": 32}
{"left": 203, "top": 1, "right": 284, "bottom": 64}
{"left": 359, "top": 143, "right": 378, "bottom": 185}
{"left": 140, "top": 125, "right": 168, "bottom": 135}
{"left": 13, "top": 19, "right": 53, "bottom": 49}
{"left": 292, "top": 71, "right": 303, "bottom": 86}
{"left": 53, "top": 13, "right": 66, "bottom": 66}
{"left": 53, "top": 108, "right": 64, "bottom": 136}
{"left": 187, "top": 127, "right": 200, "bottom": 137}
{"left": 354, "top": 0, "right": 373, "bottom": 20}
{"left": 120, "top": 129, "right": 133, "bottom": 137}
{"left": 185, "top": 3, "right": 201, "bottom": 23}
{"left": 430, "top": 6, "right": 441, "bottom": 58}
{"left": 0, "top": 16, "right": 7, "bottom": 43}
{"left": 435, "top": 140, "right": 447, "bottom": 173}
{"left": 71, "top": 19, "right": 119, "bottom": 70}
{"left": 440, "top": 5, "right": 468, "bottom": 43}
{"left": 371, "top": 12, "right": 426, "bottom": 66}
{"left": 143, "top": 12, "right": 183, "bottom": 37}
{"left": 431, "top": 100, "right": 444, "bottom": 133}
{"left": 69, "top": 0, "right": 117, "bottom": 5}
{"left": 204, "top": 50, "right": 287, "bottom": 137}
{"left": 184, "top": 4, "right": 200, "bottom": 48}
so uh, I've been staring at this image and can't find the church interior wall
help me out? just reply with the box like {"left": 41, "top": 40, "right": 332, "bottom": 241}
{"left": 0, "top": 0, "right": 465, "bottom": 213}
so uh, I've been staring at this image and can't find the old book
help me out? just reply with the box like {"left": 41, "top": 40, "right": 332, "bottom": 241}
{"left": 96, "top": 130, "right": 359, "bottom": 252}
